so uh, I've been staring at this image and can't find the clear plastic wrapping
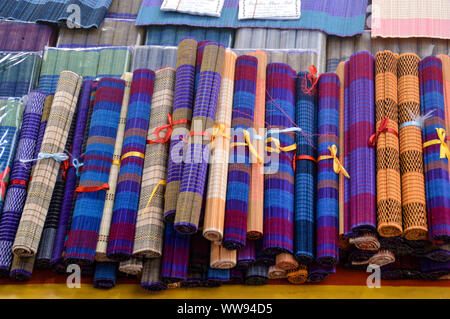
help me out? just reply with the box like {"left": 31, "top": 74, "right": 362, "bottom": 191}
{"left": 38, "top": 46, "right": 132, "bottom": 94}
{"left": 132, "top": 45, "right": 324, "bottom": 74}
{"left": 145, "top": 25, "right": 234, "bottom": 47}
{"left": 57, "top": 18, "right": 144, "bottom": 48}
{"left": 0, "top": 52, "right": 42, "bottom": 98}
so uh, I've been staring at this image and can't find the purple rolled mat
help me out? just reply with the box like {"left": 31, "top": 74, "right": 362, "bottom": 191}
{"left": 0, "top": 91, "right": 46, "bottom": 276}
{"left": 50, "top": 80, "right": 94, "bottom": 271}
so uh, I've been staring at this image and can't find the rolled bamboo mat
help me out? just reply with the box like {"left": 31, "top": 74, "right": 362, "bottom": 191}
{"left": 95, "top": 73, "right": 132, "bottom": 262}
{"left": 347, "top": 246, "right": 377, "bottom": 268}
{"left": 55, "top": 86, "right": 96, "bottom": 273}
{"left": 236, "top": 239, "right": 255, "bottom": 270}
{"left": 133, "top": 68, "right": 175, "bottom": 258}
{"left": 161, "top": 222, "right": 190, "bottom": 283}
{"left": 424, "top": 243, "right": 450, "bottom": 262}
{"left": 343, "top": 52, "right": 377, "bottom": 237}
{"left": 275, "top": 253, "right": 299, "bottom": 271}
{"left": 189, "top": 233, "right": 210, "bottom": 274}
{"left": 93, "top": 262, "right": 117, "bottom": 289}
{"left": 286, "top": 265, "right": 308, "bottom": 284}
{"left": 52, "top": 80, "right": 94, "bottom": 268}
{"left": 268, "top": 265, "right": 286, "bottom": 279}
{"left": 223, "top": 55, "right": 258, "bottom": 250}
{"left": 164, "top": 38, "right": 198, "bottom": 223}
{"left": 419, "top": 56, "right": 450, "bottom": 244}
{"left": 316, "top": 73, "right": 340, "bottom": 267}
{"left": 228, "top": 269, "right": 245, "bottom": 284}
{"left": 203, "top": 49, "right": 236, "bottom": 242}
{"left": 368, "top": 249, "right": 396, "bottom": 267}
{"left": 379, "top": 236, "right": 413, "bottom": 257}
{"left": 36, "top": 103, "right": 78, "bottom": 268}
{"left": 141, "top": 258, "right": 167, "bottom": 292}
{"left": 348, "top": 233, "right": 380, "bottom": 251}
{"left": 205, "top": 268, "right": 230, "bottom": 287}
{"left": 294, "top": 71, "right": 318, "bottom": 264}
{"left": 175, "top": 42, "right": 225, "bottom": 235}
{"left": 439, "top": 55, "right": 450, "bottom": 175}
{"left": 12, "top": 71, "right": 82, "bottom": 257}
{"left": 245, "top": 264, "right": 268, "bottom": 285}
{"left": 210, "top": 242, "right": 236, "bottom": 269}
{"left": 255, "top": 238, "right": 275, "bottom": 266}
{"left": 420, "top": 259, "right": 450, "bottom": 280}
{"left": 397, "top": 53, "right": 428, "bottom": 240}
{"left": 246, "top": 50, "right": 267, "bottom": 241}
{"left": 107, "top": 69, "right": 155, "bottom": 261}
{"left": 336, "top": 62, "right": 346, "bottom": 245}
{"left": 263, "top": 63, "right": 296, "bottom": 255}
{"left": 0, "top": 98, "right": 24, "bottom": 213}
{"left": 307, "top": 263, "right": 334, "bottom": 283}
{"left": 374, "top": 50, "right": 402, "bottom": 237}
{"left": 65, "top": 78, "right": 125, "bottom": 265}
{"left": 181, "top": 270, "right": 202, "bottom": 288}
{"left": 119, "top": 257, "right": 143, "bottom": 276}
{"left": 9, "top": 255, "right": 35, "bottom": 282}
{"left": 0, "top": 91, "right": 45, "bottom": 275}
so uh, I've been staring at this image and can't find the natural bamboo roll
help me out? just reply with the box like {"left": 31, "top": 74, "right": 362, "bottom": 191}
{"left": 374, "top": 50, "right": 402, "bottom": 237}
{"left": 275, "top": 253, "right": 299, "bottom": 271}
{"left": 203, "top": 49, "right": 237, "bottom": 242}
{"left": 397, "top": 53, "right": 428, "bottom": 240}
{"left": 210, "top": 242, "right": 237, "bottom": 269}
{"left": 246, "top": 50, "right": 267, "bottom": 240}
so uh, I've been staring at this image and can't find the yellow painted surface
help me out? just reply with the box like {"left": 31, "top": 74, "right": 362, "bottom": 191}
{"left": 0, "top": 284, "right": 448, "bottom": 299}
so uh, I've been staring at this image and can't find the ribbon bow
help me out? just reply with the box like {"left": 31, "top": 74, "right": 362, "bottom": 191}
{"left": 368, "top": 118, "right": 398, "bottom": 147}
{"left": 147, "top": 114, "right": 190, "bottom": 145}
{"left": 230, "top": 130, "right": 263, "bottom": 165}
{"left": 20, "top": 152, "right": 69, "bottom": 164}
{"left": 211, "top": 123, "right": 230, "bottom": 143}
{"left": 436, "top": 128, "right": 450, "bottom": 160}
{"left": 303, "top": 65, "right": 319, "bottom": 95}
{"left": 318, "top": 144, "right": 350, "bottom": 179}
{"left": 265, "top": 137, "right": 297, "bottom": 154}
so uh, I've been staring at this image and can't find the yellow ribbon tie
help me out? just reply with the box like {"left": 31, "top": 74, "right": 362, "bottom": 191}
{"left": 265, "top": 137, "right": 297, "bottom": 153}
{"left": 317, "top": 144, "right": 350, "bottom": 179}
{"left": 144, "top": 180, "right": 167, "bottom": 213}
{"left": 112, "top": 159, "right": 121, "bottom": 166}
{"left": 229, "top": 130, "right": 263, "bottom": 165}
{"left": 211, "top": 123, "right": 230, "bottom": 142}
{"left": 436, "top": 128, "right": 450, "bottom": 160}
{"left": 121, "top": 151, "right": 145, "bottom": 161}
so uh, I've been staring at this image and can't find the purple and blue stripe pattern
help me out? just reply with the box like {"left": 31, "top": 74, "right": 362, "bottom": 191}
{"left": 316, "top": 74, "right": 340, "bottom": 267}
{"left": 161, "top": 222, "right": 191, "bottom": 283}
{"left": 51, "top": 80, "right": 94, "bottom": 269}
{"left": 343, "top": 51, "right": 376, "bottom": 236}
{"left": 263, "top": 63, "right": 296, "bottom": 255}
{"left": 0, "top": 91, "right": 45, "bottom": 275}
{"left": 65, "top": 78, "right": 125, "bottom": 265}
{"left": 223, "top": 55, "right": 257, "bottom": 250}
{"left": 107, "top": 69, "right": 154, "bottom": 261}
{"left": 137, "top": 0, "right": 368, "bottom": 37}
{"left": 294, "top": 72, "right": 318, "bottom": 264}
{"left": 419, "top": 56, "right": 450, "bottom": 243}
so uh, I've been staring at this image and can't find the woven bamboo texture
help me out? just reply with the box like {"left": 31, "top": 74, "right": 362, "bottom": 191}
{"left": 133, "top": 68, "right": 175, "bottom": 258}
{"left": 95, "top": 72, "right": 133, "bottom": 262}
{"left": 175, "top": 42, "right": 225, "bottom": 235}
{"left": 12, "top": 71, "right": 82, "bottom": 257}
{"left": 210, "top": 242, "right": 237, "bottom": 269}
{"left": 374, "top": 51, "right": 402, "bottom": 237}
{"left": 203, "top": 49, "right": 236, "bottom": 242}
{"left": 164, "top": 38, "right": 198, "bottom": 223}
{"left": 246, "top": 50, "right": 267, "bottom": 241}
{"left": 397, "top": 53, "right": 428, "bottom": 240}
